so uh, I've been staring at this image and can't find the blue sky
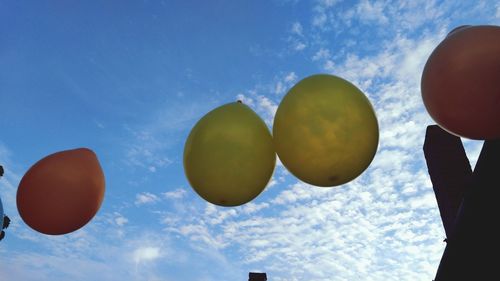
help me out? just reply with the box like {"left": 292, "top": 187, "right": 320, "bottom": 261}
{"left": 0, "top": 1, "right": 499, "bottom": 280}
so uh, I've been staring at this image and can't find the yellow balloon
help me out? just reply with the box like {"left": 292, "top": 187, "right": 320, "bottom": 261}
{"left": 184, "top": 101, "right": 276, "bottom": 206}
{"left": 273, "top": 74, "right": 379, "bottom": 187}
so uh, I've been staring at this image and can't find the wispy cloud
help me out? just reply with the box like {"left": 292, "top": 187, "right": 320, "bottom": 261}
{"left": 290, "top": 22, "right": 304, "bottom": 36}
{"left": 0, "top": 192, "right": 177, "bottom": 281}
{"left": 163, "top": 188, "right": 187, "bottom": 200}
{"left": 135, "top": 192, "right": 160, "bottom": 205}
{"left": 312, "top": 48, "right": 331, "bottom": 61}
{"left": 355, "top": 0, "right": 389, "bottom": 25}
{"left": 133, "top": 246, "right": 162, "bottom": 264}
{"left": 122, "top": 99, "right": 219, "bottom": 173}
{"left": 287, "top": 20, "right": 308, "bottom": 51}
{"left": 124, "top": 128, "right": 173, "bottom": 172}
{"left": 114, "top": 212, "right": 129, "bottom": 226}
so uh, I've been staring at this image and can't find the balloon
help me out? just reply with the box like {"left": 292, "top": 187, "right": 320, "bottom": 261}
{"left": 421, "top": 25, "right": 500, "bottom": 140}
{"left": 17, "top": 148, "right": 105, "bottom": 235}
{"left": 184, "top": 101, "right": 276, "bottom": 206}
{"left": 273, "top": 74, "right": 379, "bottom": 187}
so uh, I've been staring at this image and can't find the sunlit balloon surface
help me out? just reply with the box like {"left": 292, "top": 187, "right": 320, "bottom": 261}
{"left": 273, "top": 74, "right": 379, "bottom": 187}
{"left": 421, "top": 25, "right": 500, "bottom": 140}
{"left": 17, "top": 148, "right": 105, "bottom": 235}
{"left": 184, "top": 102, "right": 276, "bottom": 207}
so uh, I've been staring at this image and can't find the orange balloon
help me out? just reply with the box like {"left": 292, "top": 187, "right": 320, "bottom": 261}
{"left": 421, "top": 25, "right": 500, "bottom": 140}
{"left": 17, "top": 148, "right": 105, "bottom": 235}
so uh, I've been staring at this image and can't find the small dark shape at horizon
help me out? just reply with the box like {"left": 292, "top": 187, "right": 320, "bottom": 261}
{"left": 0, "top": 165, "right": 3, "bottom": 177}
{"left": 249, "top": 272, "right": 267, "bottom": 281}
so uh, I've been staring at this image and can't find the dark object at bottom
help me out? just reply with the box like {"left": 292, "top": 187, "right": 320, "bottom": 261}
{"left": 424, "top": 125, "right": 500, "bottom": 280}
{"left": 249, "top": 272, "right": 267, "bottom": 281}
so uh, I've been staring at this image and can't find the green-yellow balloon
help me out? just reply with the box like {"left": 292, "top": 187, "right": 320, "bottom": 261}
{"left": 273, "top": 74, "right": 379, "bottom": 187}
{"left": 184, "top": 101, "right": 276, "bottom": 206}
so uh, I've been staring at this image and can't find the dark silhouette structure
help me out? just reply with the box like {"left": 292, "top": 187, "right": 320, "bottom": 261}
{"left": 249, "top": 272, "right": 267, "bottom": 281}
{"left": 423, "top": 126, "right": 471, "bottom": 238}
{"left": 424, "top": 125, "right": 500, "bottom": 280}
{"left": 0, "top": 216, "right": 9, "bottom": 241}
{"left": 0, "top": 164, "right": 9, "bottom": 241}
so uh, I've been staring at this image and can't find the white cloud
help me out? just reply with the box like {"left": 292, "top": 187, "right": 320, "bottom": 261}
{"left": 274, "top": 81, "right": 285, "bottom": 96}
{"left": 124, "top": 129, "right": 173, "bottom": 172}
{"left": 284, "top": 72, "right": 297, "bottom": 83}
{"left": 290, "top": 22, "right": 303, "bottom": 36}
{"left": 393, "top": 35, "right": 440, "bottom": 81}
{"left": 356, "top": 0, "right": 389, "bottom": 25}
{"left": 135, "top": 192, "right": 160, "bottom": 205}
{"left": 163, "top": 188, "right": 187, "bottom": 200}
{"left": 0, "top": 199, "right": 175, "bottom": 281}
{"left": 312, "top": 48, "right": 331, "bottom": 61}
{"left": 203, "top": 203, "right": 238, "bottom": 225}
{"left": 270, "top": 182, "right": 324, "bottom": 205}
{"left": 274, "top": 72, "right": 298, "bottom": 96}
{"left": 409, "top": 191, "right": 438, "bottom": 209}
{"left": 323, "top": 59, "right": 335, "bottom": 72}
{"left": 175, "top": 223, "right": 228, "bottom": 249}
{"left": 133, "top": 246, "right": 162, "bottom": 264}
{"left": 257, "top": 96, "right": 277, "bottom": 119}
{"left": 312, "top": 11, "right": 328, "bottom": 28}
{"left": 287, "top": 20, "right": 308, "bottom": 51}
{"left": 293, "top": 41, "right": 307, "bottom": 51}
{"left": 114, "top": 213, "right": 129, "bottom": 226}
{"left": 312, "top": 0, "right": 340, "bottom": 28}
{"left": 240, "top": 202, "right": 270, "bottom": 215}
